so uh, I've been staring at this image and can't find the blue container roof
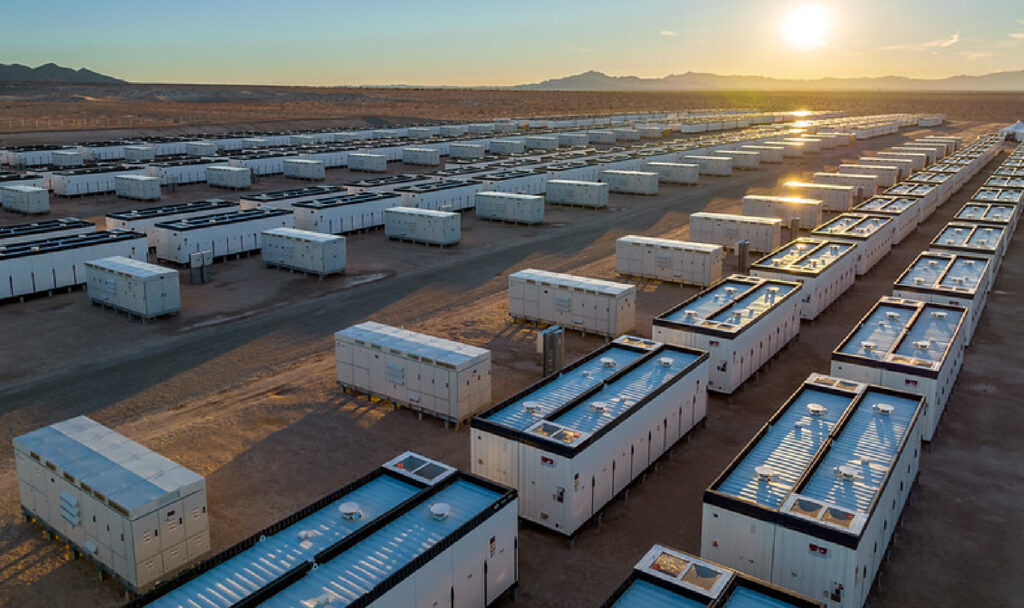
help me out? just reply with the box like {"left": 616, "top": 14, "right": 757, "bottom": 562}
{"left": 610, "top": 580, "right": 705, "bottom": 608}
{"left": 836, "top": 302, "right": 914, "bottom": 360}
{"left": 811, "top": 213, "right": 891, "bottom": 239}
{"left": 932, "top": 222, "right": 1005, "bottom": 252}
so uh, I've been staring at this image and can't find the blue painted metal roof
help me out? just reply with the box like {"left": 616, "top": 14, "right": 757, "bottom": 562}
{"left": 836, "top": 302, "right": 914, "bottom": 360}
{"left": 799, "top": 390, "right": 920, "bottom": 514}
{"left": 662, "top": 279, "right": 755, "bottom": 323}
{"left": 811, "top": 213, "right": 891, "bottom": 240}
{"left": 550, "top": 347, "right": 701, "bottom": 435}
{"left": 955, "top": 203, "right": 1015, "bottom": 224}
{"left": 932, "top": 222, "right": 1005, "bottom": 253}
{"left": 895, "top": 253, "right": 950, "bottom": 289}
{"left": 753, "top": 238, "right": 855, "bottom": 276}
{"left": 146, "top": 475, "right": 419, "bottom": 608}
{"left": 716, "top": 387, "right": 851, "bottom": 509}
{"left": 884, "top": 183, "right": 936, "bottom": 198}
{"left": 971, "top": 187, "right": 1024, "bottom": 204}
{"left": 891, "top": 305, "right": 964, "bottom": 364}
{"left": 484, "top": 345, "right": 645, "bottom": 430}
{"left": 260, "top": 479, "right": 501, "bottom": 607}
{"left": 937, "top": 257, "right": 987, "bottom": 291}
{"left": 856, "top": 196, "right": 917, "bottom": 214}
{"left": 895, "top": 252, "right": 988, "bottom": 295}
{"left": 707, "top": 282, "right": 798, "bottom": 330}
{"left": 723, "top": 586, "right": 806, "bottom": 608}
{"left": 611, "top": 580, "right": 705, "bottom": 608}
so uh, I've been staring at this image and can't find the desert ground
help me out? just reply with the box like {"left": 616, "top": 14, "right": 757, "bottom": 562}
{"left": 0, "top": 117, "right": 1019, "bottom": 608}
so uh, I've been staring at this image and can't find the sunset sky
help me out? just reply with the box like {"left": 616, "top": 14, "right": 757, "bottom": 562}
{"left": 2, "top": 0, "right": 1022, "bottom": 86}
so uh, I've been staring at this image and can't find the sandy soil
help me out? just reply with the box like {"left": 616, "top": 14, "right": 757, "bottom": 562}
{"left": 0, "top": 122, "right": 1018, "bottom": 607}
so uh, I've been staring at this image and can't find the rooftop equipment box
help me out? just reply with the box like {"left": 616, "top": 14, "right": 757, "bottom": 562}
{"left": 384, "top": 206, "right": 461, "bottom": 245}
{"left": 853, "top": 195, "right": 920, "bottom": 244}
{"left": 238, "top": 186, "right": 344, "bottom": 211}
{"left": 0, "top": 217, "right": 94, "bottom": 246}
{"left": 615, "top": 235, "right": 723, "bottom": 286}
{"left": 282, "top": 158, "right": 325, "bottom": 180}
{"left": 831, "top": 296, "right": 966, "bottom": 441}
{"left": 0, "top": 185, "right": 49, "bottom": 215}
{"left": 750, "top": 237, "right": 857, "bottom": 320}
{"left": 85, "top": 256, "right": 181, "bottom": 318}
{"left": 810, "top": 212, "right": 895, "bottom": 275}
{"left": 474, "top": 191, "right": 544, "bottom": 224}
{"left": 261, "top": 227, "right": 346, "bottom": 277}
{"left": 471, "top": 336, "right": 707, "bottom": 536}
{"left": 115, "top": 175, "right": 161, "bottom": 201}
{"left": 14, "top": 416, "right": 209, "bottom": 593}
{"left": 645, "top": 162, "right": 699, "bottom": 185}
{"left": 336, "top": 322, "right": 490, "bottom": 422}
{"left": 783, "top": 181, "right": 856, "bottom": 212}
{"left": 689, "top": 212, "right": 782, "bottom": 254}
{"left": 292, "top": 191, "right": 399, "bottom": 234}
{"left": 893, "top": 250, "right": 991, "bottom": 344}
{"left": 152, "top": 208, "right": 293, "bottom": 264}
{"left": 600, "top": 170, "right": 659, "bottom": 195}
{"left": 105, "top": 199, "right": 237, "bottom": 245}
{"left": 206, "top": 165, "right": 251, "bottom": 189}
{"left": 702, "top": 373, "right": 923, "bottom": 608}
{"left": 681, "top": 155, "right": 732, "bottom": 176}
{"left": 741, "top": 195, "right": 823, "bottom": 230}
{"left": 545, "top": 179, "right": 609, "bottom": 208}
{"left": 508, "top": 268, "right": 635, "bottom": 336}
{"left": 652, "top": 274, "right": 802, "bottom": 393}
{"left": 602, "top": 544, "right": 823, "bottom": 607}
{"left": 347, "top": 152, "right": 388, "bottom": 172}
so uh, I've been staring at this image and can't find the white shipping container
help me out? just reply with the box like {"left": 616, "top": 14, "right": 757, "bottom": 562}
{"left": 545, "top": 179, "right": 609, "bottom": 208}
{"left": 282, "top": 158, "right": 325, "bottom": 180}
{"left": 930, "top": 221, "right": 1007, "bottom": 275}
{"left": 877, "top": 151, "right": 927, "bottom": 171}
{"left": 347, "top": 153, "right": 388, "bottom": 172}
{"left": 587, "top": 130, "right": 617, "bottom": 144}
{"left": 478, "top": 169, "right": 548, "bottom": 195}
{"left": 652, "top": 274, "right": 802, "bottom": 393}
{"left": 152, "top": 209, "right": 293, "bottom": 264}
{"left": 115, "top": 175, "right": 161, "bottom": 201}
{"left": 52, "top": 166, "right": 147, "bottom": 197}
{"left": 831, "top": 296, "right": 966, "bottom": 441}
{"left": 689, "top": 212, "right": 782, "bottom": 253}
{"left": 525, "top": 136, "right": 559, "bottom": 150}
{"left": 384, "top": 206, "right": 460, "bottom": 245}
{"left": 600, "top": 170, "right": 659, "bottom": 195}
{"left": 292, "top": 191, "right": 399, "bottom": 234}
{"left": 449, "top": 143, "right": 486, "bottom": 160}
{"left": 261, "top": 227, "right": 346, "bottom": 277}
{"left": 558, "top": 132, "right": 589, "bottom": 147}
{"left": 750, "top": 238, "right": 857, "bottom": 320}
{"left": 858, "top": 156, "right": 912, "bottom": 180}
{"left": 853, "top": 195, "right": 920, "bottom": 244}
{"left": 0, "top": 230, "right": 147, "bottom": 299}
{"left": 396, "top": 179, "right": 483, "bottom": 211}
{"left": 838, "top": 163, "right": 898, "bottom": 188}
{"left": 474, "top": 191, "right": 544, "bottom": 224}
{"left": 123, "top": 146, "right": 156, "bottom": 162}
{"left": 146, "top": 159, "right": 229, "bottom": 185}
{"left": 507, "top": 268, "right": 635, "bottom": 336}
{"left": 471, "top": 336, "right": 708, "bottom": 535}
{"left": 206, "top": 165, "right": 251, "bottom": 189}
{"left": 238, "top": 186, "right": 344, "bottom": 211}
{"left": 0, "top": 185, "right": 49, "bottom": 214}
{"left": 810, "top": 212, "right": 895, "bottom": 275}
{"left": 51, "top": 149, "right": 84, "bottom": 167}
{"left": 716, "top": 149, "right": 760, "bottom": 170}
{"left": 86, "top": 256, "right": 180, "bottom": 318}
{"left": 893, "top": 250, "right": 991, "bottom": 344}
{"left": 892, "top": 146, "right": 937, "bottom": 164}
{"left": 0, "top": 217, "right": 94, "bottom": 246}
{"left": 883, "top": 182, "right": 941, "bottom": 220}
{"left": 336, "top": 323, "right": 490, "bottom": 422}
{"left": 185, "top": 141, "right": 219, "bottom": 156}
{"left": 105, "top": 199, "right": 237, "bottom": 246}
{"left": 401, "top": 147, "right": 441, "bottom": 166}
{"left": 489, "top": 139, "right": 526, "bottom": 155}
{"left": 741, "top": 195, "right": 822, "bottom": 230}
{"left": 681, "top": 155, "right": 732, "bottom": 176}
{"left": 784, "top": 181, "right": 856, "bottom": 212}
{"left": 645, "top": 162, "right": 699, "bottom": 185}
{"left": 615, "top": 235, "right": 723, "bottom": 286}
{"left": 811, "top": 172, "right": 878, "bottom": 201}
{"left": 13, "top": 416, "right": 209, "bottom": 592}
{"left": 740, "top": 145, "right": 785, "bottom": 163}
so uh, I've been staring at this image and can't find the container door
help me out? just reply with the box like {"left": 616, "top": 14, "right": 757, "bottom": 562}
{"left": 132, "top": 511, "right": 161, "bottom": 561}
{"left": 452, "top": 526, "right": 486, "bottom": 608}
{"left": 182, "top": 490, "right": 208, "bottom": 538}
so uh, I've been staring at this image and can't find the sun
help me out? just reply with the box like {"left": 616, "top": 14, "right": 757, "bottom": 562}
{"left": 780, "top": 4, "right": 830, "bottom": 50}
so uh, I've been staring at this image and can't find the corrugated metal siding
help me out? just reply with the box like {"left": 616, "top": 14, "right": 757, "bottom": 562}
{"left": 147, "top": 475, "right": 419, "bottom": 608}
{"left": 717, "top": 388, "right": 851, "bottom": 508}
{"left": 799, "top": 391, "right": 919, "bottom": 513}
{"left": 610, "top": 580, "right": 704, "bottom": 608}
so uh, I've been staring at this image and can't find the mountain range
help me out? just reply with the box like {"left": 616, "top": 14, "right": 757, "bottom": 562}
{"left": 515, "top": 70, "right": 1024, "bottom": 92}
{"left": 0, "top": 63, "right": 124, "bottom": 84}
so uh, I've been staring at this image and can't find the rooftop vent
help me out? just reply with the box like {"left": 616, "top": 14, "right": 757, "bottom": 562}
{"left": 927, "top": 260, "right": 939, "bottom": 267}
{"left": 885, "top": 311, "right": 900, "bottom": 320}
{"left": 310, "top": 593, "right": 334, "bottom": 607}
{"left": 600, "top": 357, "right": 617, "bottom": 368}
{"left": 725, "top": 287, "right": 737, "bottom": 295}
{"left": 913, "top": 340, "right": 931, "bottom": 350}
{"left": 338, "top": 502, "right": 362, "bottom": 521}
{"left": 297, "top": 529, "right": 316, "bottom": 541}
{"left": 768, "top": 287, "right": 779, "bottom": 294}
{"left": 755, "top": 465, "right": 776, "bottom": 481}
{"left": 861, "top": 341, "right": 876, "bottom": 351}
{"left": 931, "top": 311, "right": 948, "bottom": 319}
{"left": 807, "top": 402, "right": 826, "bottom": 416}
{"left": 837, "top": 465, "right": 858, "bottom": 481}
{"left": 524, "top": 401, "right": 541, "bottom": 415}
{"left": 914, "top": 277, "right": 925, "bottom": 285}
{"left": 658, "top": 357, "right": 674, "bottom": 367}
{"left": 874, "top": 403, "right": 895, "bottom": 416}
{"left": 684, "top": 310, "right": 697, "bottom": 318}
{"left": 430, "top": 502, "right": 452, "bottom": 521}
{"left": 591, "top": 401, "right": 608, "bottom": 413}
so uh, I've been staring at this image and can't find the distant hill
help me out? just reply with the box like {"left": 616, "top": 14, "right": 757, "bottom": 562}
{"left": 0, "top": 63, "right": 124, "bottom": 84}
{"left": 516, "top": 70, "right": 1024, "bottom": 92}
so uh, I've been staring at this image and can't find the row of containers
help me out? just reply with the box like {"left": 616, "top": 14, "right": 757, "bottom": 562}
{"left": 8, "top": 117, "right": 969, "bottom": 605}
{"left": 0, "top": 112, "right": 925, "bottom": 211}
{"left": 0, "top": 113, "right": 910, "bottom": 313}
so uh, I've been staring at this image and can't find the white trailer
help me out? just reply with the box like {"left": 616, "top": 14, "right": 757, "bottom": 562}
{"left": 681, "top": 155, "right": 732, "bottom": 176}
{"left": 652, "top": 274, "right": 802, "bottom": 394}
{"left": 85, "top": 256, "right": 180, "bottom": 318}
{"left": 741, "top": 195, "right": 823, "bottom": 230}
{"left": 261, "top": 227, "right": 346, "bottom": 277}
{"left": 282, "top": 158, "right": 325, "bottom": 180}
{"left": 811, "top": 172, "right": 877, "bottom": 201}
{"left": 838, "top": 163, "right": 898, "bottom": 188}
{"left": 471, "top": 336, "right": 707, "bottom": 536}
{"left": 831, "top": 296, "right": 965, "bottom": 442}
{"left": 384, "top": 206, "right": 460, "bottom": 245}
{"left": 858, "top": 156, "right": 912, "bottom": 180}
{"left": 508, "top": 268, "right": 635, "bottom": 336}
{"left": 615, "top": 235, "right": 723, "bottom": 286}
{"left": 689, "top": 212, "right": 782, "bottom": 253}
{"left": 0, "top": 185, "right": 49, "bottom": 215}
{"left": 105, "top": 199, "right": 237, "bottom": 245}
{"left": 741, "top": 144, "right": 785, "bottom": 163}
{"left": 152, "top": 208, "right": 293, "bottom": 264}
{"left": 123, "top": 146, "right": 156, "bottom": 163}
{"left": 716, "top": 149, "right": 760, "bottom": 170}
{"left": 52, "top": 166, "right": 147, "bottom": 197}
{"left": 545, "top": 179, "right": 609, "bottom": 208}
{"left": 490, "top": 139, "right": 526, "bottom": 155}
{"left": 450, "top": 143, "right": 486, "bottom": 160}
{"left": 784, "top": 182, "right": 856, "bottom": 212}
{"left": 810, "top": 213, "right": 894, "bottom": 275}
{"left": 336, "top": 322, "right": 490, "bottom": 422}
{"left": 51, "top": 149, "right": 85, "bottom": 167}
{"left": 877, "top": 151, "right": 927, "bottom": 171}
{"left": 601, "top": 170, "right": 659, "bottom": 195}
{"left": 930, "top": 221, "right": 1007, "bottom": 274}
{"left": 114, "top": 175, "right": 161, "bottom": 201}
{"left": 893, "top": 250, "right": 991, "bottom": 345}
{"left": 645, "top": 162, "right": 699, "bottom": 184}
{"left": 479, "top": 169, "right": 548, "bottom": 195}
{"left": 702, "top": 373, "right": 923, "bottom": 608}
{"left": 14, "top": 416, "right": 209, "bottom": 594}
{"left": 0, "top": 230, "right": 147, "bottom": 300}
{"left": 238, "top": 185, "right": 344, "bottom": 211}
{"left": 401, "top": 147, "right": 441, "bottom": 166}
{"left": 854, "top": 195, "right": 920, "bottom": 244}
{"left": 206, "top": 165, "right": 251, "bottom": 189}
{"left": 605, "top": 545, "right": 823, "bottom": 607}
{"left": 750, "top": 237, "right": 857, "bottom": 320}
{"left": 347, "top": 152, "right": 388, "bottom": 172}
{"left": 0, "top": 217, "right": 94, "bottom": 246}
{"left": 474, "top": 192, "right": 544, "bottom": 224}
{"left": 292, "top": 191, "right": 399, "bottom": 234}
{"left": 146, "top": 159, "right": 229, "bottom": 185}
{"left": 396, "top": 179, "right": 483, "bottom": 211}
